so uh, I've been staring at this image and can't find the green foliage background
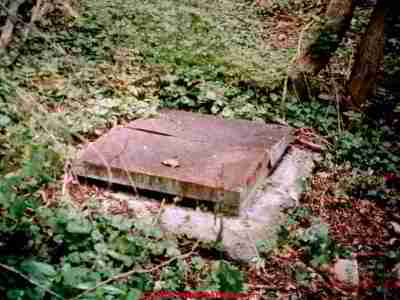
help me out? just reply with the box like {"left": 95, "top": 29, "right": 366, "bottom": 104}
{"left": 0, "top": 0, "right": 398, "bottom": 299}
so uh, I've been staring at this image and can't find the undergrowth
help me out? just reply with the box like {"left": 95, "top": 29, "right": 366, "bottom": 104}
{"left": 0, "top": 0, "right": 399, "bottom": 299}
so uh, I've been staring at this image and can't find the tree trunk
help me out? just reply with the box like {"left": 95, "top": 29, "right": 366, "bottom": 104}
{"left": 289, "top": 0, "right": 355, "bottom": 100}
{"left": 347, "top": 0, "right": 386, "bottom": 110}
{"left": 0, "top": 0, "right": 27, "bottom": 50}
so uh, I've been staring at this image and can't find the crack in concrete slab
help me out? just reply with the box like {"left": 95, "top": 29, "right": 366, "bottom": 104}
{"left": 126, "top": 127, "right": 176, "bottom": 137}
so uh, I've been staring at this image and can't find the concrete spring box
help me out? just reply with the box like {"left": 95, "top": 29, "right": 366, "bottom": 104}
{"left": 73, "top": 110, "right": 293, "bottom": 215}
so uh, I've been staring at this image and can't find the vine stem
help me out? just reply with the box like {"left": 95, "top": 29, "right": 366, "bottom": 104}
{"left": 70, "top": 241, "right": 200, "bottom": 300}
{"left": 0, "top": 262, "right": 64, "bottom": 299}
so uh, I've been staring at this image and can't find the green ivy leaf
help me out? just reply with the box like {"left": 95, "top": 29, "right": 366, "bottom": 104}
{"left": 20, "top": 260, "right": 56, "bottom": 278}
{"left": 66, "top": 218, "right": 92, "bottom": 234}
{"left": 107, "top": 249, "right": 134, "bottom": 266}
{"left": 210, "top": 261, "right": 244, "bottom": 292}
{"left": 76, "top": 282, "right": 96, "bottom": 290}
{"left": 102, "top": 285, "right": 125, "bottom": 295}
{"left": 0, "top": 114, "right": 12, "bottom": 127}
{"left": 126, "top": 288, "right": 142, "bottom": 300}
{"left": 62, "top": 265, "right": 91, "bottom": 287}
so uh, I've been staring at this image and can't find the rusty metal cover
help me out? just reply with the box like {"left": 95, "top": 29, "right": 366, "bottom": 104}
{"left": 74, "top": 110, "right": 293, "bottom": 215}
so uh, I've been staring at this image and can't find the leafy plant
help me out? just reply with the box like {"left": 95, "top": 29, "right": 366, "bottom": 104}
{"left": 0, "top": 0, "right": 398, "bottom": 298}
{"left": 278, "top": 217, "right": 349, "bottom": 269}
{"left": 206, "top": 261, "right": 244, "bottom": 292}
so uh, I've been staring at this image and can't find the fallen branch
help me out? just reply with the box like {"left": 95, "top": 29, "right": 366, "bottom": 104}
{"left": 292, "top": 127, "right": 331, "bottom": 152}
{"left": 295, "top": 137, "right": 325, "bottom": 152}
{"left": 0, "top": 262, "right": 64, "bottom": 299}
{"left": 70, "top": 241, "right": 200, "bottom": 300}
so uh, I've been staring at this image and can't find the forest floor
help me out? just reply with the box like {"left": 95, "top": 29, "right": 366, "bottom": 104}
{"left": 0, "top": 1, "right": 399, "bottom": 299}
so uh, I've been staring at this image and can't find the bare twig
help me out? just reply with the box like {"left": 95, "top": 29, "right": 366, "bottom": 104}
{"left": 282, "top": 20, "right": 314, "bottom": 114}
{"left": 70, "top": 241, "right": 200, "bottom": 300}
{"left": 152, "top": 198, "right": 165, "bottom": 226}
{"left": 295, "top": 137, "right": 324, "bottom": 152}
{"left": 16, "top": 88, "right": 114, "bottom": 201}
{"left": 330, "top": 67, "right": 343, "bottom": 133}
{"left": 0, "top": 262, "right": 64, "bottom": 299}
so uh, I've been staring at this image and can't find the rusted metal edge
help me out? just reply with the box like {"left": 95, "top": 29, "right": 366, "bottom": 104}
{"left": 74, "top": 162, "right": 241, "bottom": 216}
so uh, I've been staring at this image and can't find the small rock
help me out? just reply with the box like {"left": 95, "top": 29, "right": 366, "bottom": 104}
{"left": 390, "top": 221, "right": 400, "bottom": 235}
{"left": 162, "top": 159, "right": 180, "bottom": 168}
{"left": 333, "top": 259, "right": 359, "bottom": 287}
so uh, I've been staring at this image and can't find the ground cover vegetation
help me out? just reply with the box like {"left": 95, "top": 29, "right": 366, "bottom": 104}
{"left": 0, "top": 0, "right": 399, "bottom": 299}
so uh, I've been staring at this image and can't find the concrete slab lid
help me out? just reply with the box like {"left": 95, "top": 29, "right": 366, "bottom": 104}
{"left": 158, "top": 148, "right": 317, "bottom": 262}
{"left": 74, "top": 110, "right": 293, "bottom": 215}
{"left": 98, "top": 148, "right": 317, "bottom": 263}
